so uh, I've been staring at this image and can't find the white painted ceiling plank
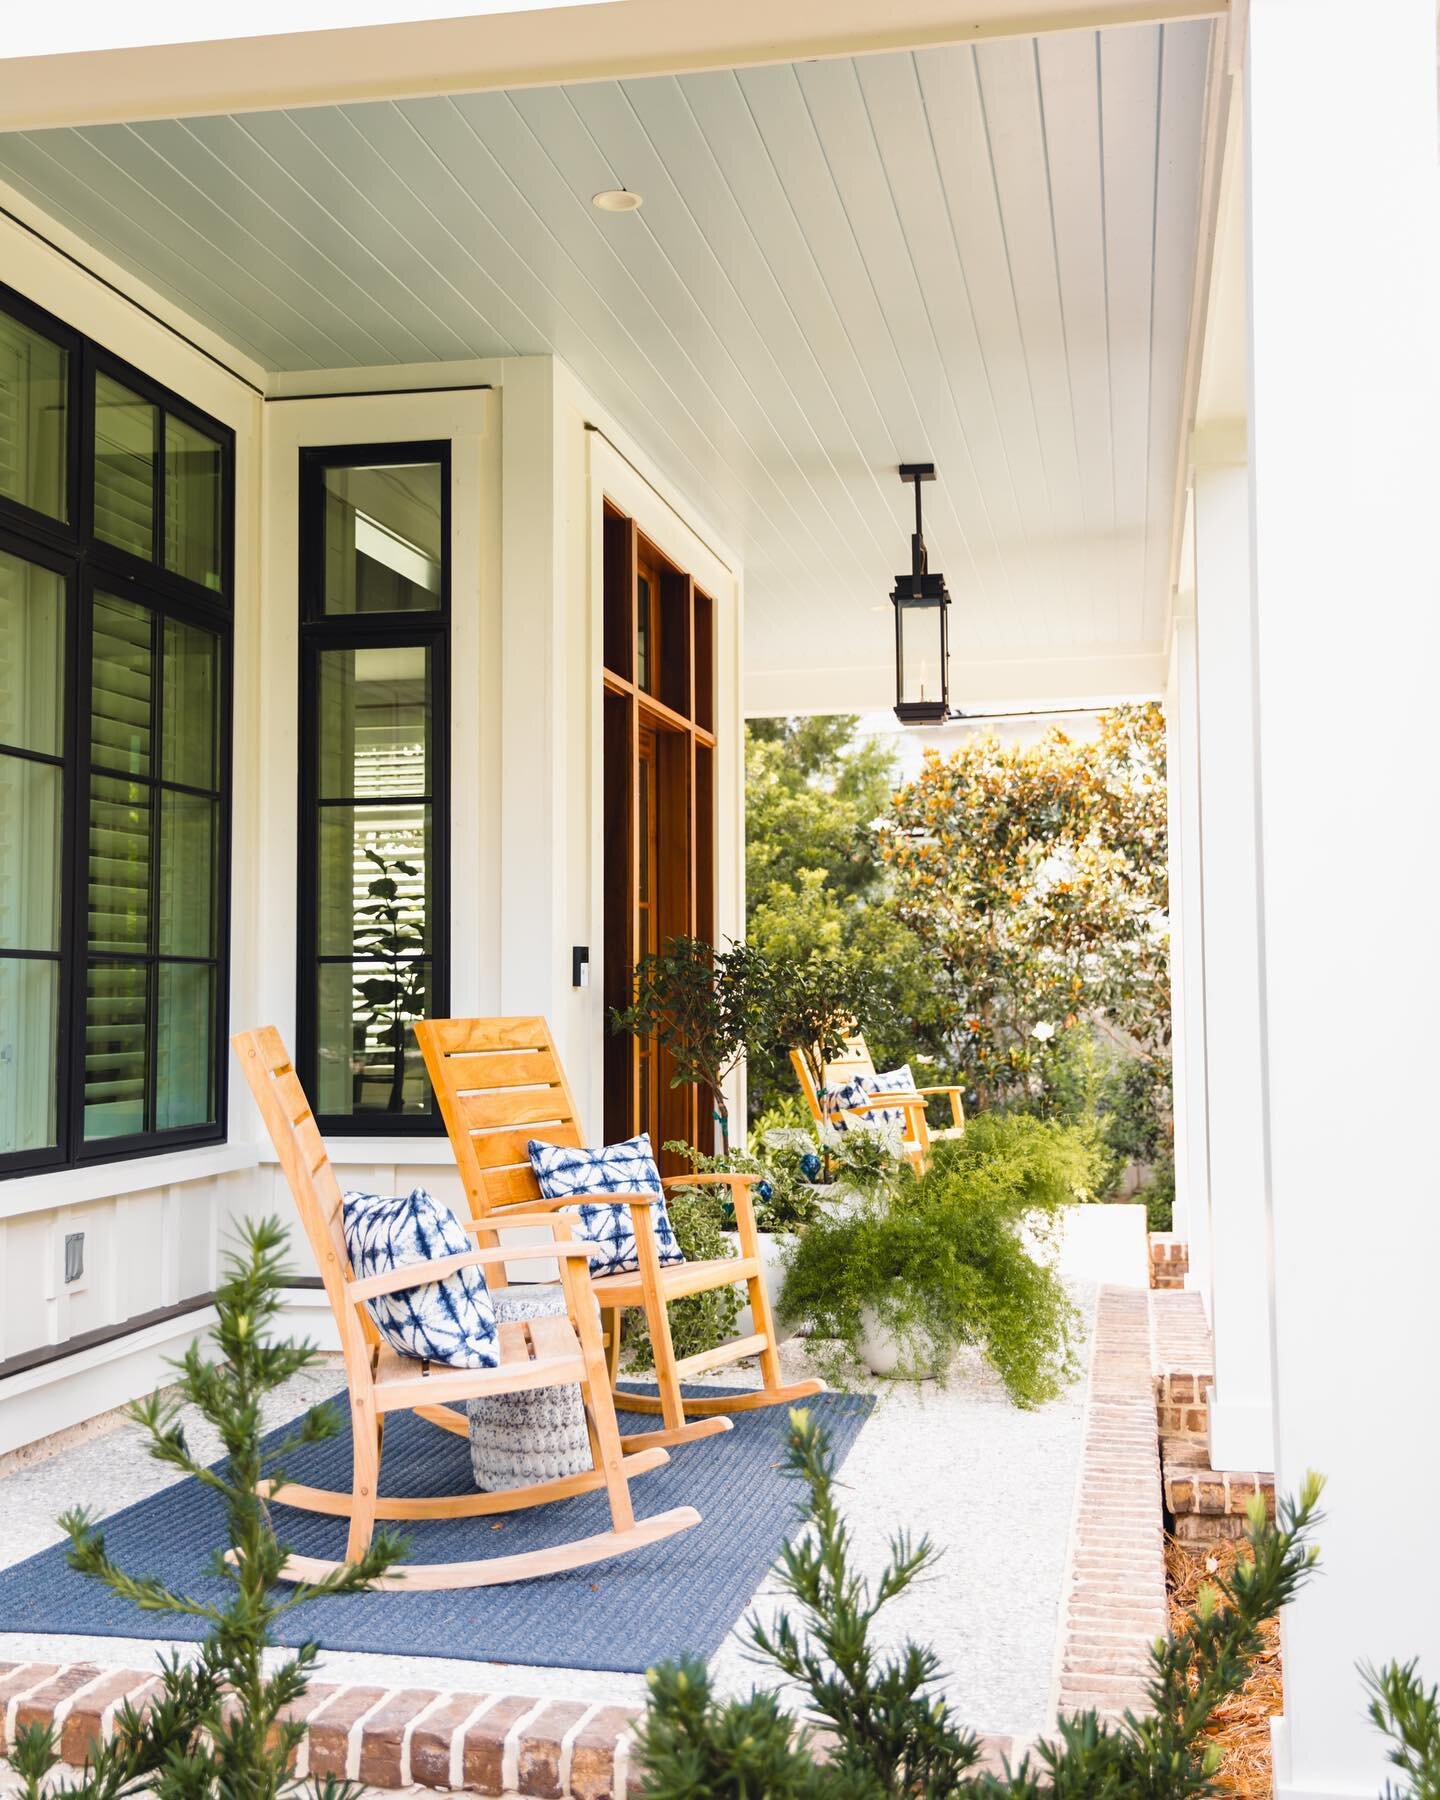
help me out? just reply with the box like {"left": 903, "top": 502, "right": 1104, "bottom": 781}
{"left": 1098, "top": 24, "right": 1161, "bottom": 648}
{"left": 1142, "top": 20, "right": 1209, "bottom": 644}
{"left": 1035, "top": 28, "right": 1118, "bottom": 652}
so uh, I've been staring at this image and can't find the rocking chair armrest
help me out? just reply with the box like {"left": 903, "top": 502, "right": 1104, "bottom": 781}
{"left": 843, "top": 1093, "right": 928, "bottom": 1116}
{"left": 659, "top": 1172, "right": 760, "bottom": 1189}
{"left": 346, "top": 1241, "right": 596, "bottom": 1303}
{"left": 915, "top": 1085, "right": 964, "bottom": 1099}
{"left": 457, "top": 1211, "right": 586, "bottom": 1235}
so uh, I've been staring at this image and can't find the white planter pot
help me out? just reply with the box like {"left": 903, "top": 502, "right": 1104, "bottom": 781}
{"left": 724, "top": 1230, "right": 798, "bottom": 1342}
{"left": 857, "top": 1304, "right": 905, "bottom": 1377}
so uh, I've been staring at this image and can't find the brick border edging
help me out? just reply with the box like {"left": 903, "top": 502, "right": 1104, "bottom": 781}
{"left": 0, "top": 1663, "right": 641, "bottom": 1799}
{"left": 1051, "top": 1285, "right": 1169, "bottom": 1721}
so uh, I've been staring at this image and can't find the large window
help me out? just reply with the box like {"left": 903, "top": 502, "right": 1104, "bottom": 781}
{"left": 0, "top": 284, "right": 232, "bottom": 1176}
{"left": 297, "top": 444, "right": 449, "bottom": 1132}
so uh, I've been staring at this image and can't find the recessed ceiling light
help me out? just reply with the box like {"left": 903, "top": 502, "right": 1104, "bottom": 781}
{"left": 592, "top": 188, "right": 643, "bottom": 213}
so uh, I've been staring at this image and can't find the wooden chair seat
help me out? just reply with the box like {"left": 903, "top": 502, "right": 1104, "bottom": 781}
{"left": 232, "top": 1026, "right": 699, "bottom": 1591}
{"left": 416, "top": 1016, "right": 823, "bottom": 1457}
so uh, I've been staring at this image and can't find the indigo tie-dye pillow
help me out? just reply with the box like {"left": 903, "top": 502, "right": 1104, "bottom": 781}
{"left": 342, "top": 1187, "right": 499, "bottom": 1368}
{"left": 526, "top": 1132, "right": 685, "bottom": 1278}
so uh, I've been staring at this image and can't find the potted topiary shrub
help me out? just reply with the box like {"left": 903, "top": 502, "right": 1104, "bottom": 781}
{"left": 780, "top": 1115, "right": 1100, "bottom": 1402}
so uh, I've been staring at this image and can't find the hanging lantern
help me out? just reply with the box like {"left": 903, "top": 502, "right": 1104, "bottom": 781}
{"left": 891, "top": 462, "right": 953, "bottom": 725}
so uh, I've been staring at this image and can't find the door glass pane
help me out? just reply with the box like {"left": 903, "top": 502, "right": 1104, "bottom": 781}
{"left": 84, "top": 960, "right": 148, "bottom": 1139}
{"left": 0, "top": 755, "right": 62, "bottom": 951}
{"left": 89, "top": 775, "right": 151, "bottom": 952}
{"left": 0, "top": 551, "right": 64, "bottom": 757}
{"left": 162, "top": 617, "right": 219, "bottom": 789}
{"left": 321, "top": 460, "right": 442, "bottom": 613}
{"left": 318, "top": 644, "right": 429, "bottom": 798}
{"left": 317, "top": 958, "right": 431, "bottom": 1117}
{"left": 94, "top": 375, "right": 157, "bottom": 561}
{"left": 156, "top": 962, "right": 215, "bottom": 1128}
{"left": 0, "top": 956, "right": 59, "bottom": 1152}
{"left": 318, "top": 802, "right": 430, "bottom": 957}
{"left": 636, "top": 574, "right": 651, "bottom": 694}
{"left": 92, "top": 592, "right": 153, "bottom": 776}
{"left": 164, "top": 415, "right": 223, "bottom": 590}
{"left": 159, "top": 789, "right": 216, "bottom": 956}
{"left": 0, "top": 310, "right": 67, "bottom": 522}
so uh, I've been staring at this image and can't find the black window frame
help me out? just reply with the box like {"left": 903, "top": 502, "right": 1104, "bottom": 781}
{"left": 295, "top": 441, "right": 451, "bottom": 1138}
{"left": 0, "top": 277, "right": 235, "bottom": 1179}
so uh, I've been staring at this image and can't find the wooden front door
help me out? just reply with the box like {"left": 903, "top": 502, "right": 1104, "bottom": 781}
{"left": 601, "top": 507, "right": 717, "bottom": 1166}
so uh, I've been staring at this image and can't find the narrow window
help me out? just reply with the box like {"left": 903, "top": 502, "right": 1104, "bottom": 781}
{"left": 0, "top": 284, "right": 233, "bottom": 1176}
{"left": 297, "top": 445, "right": 449, "bottom": 1132}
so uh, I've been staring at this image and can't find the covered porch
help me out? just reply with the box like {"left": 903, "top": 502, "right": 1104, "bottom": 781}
{"left": 0, "top": 1, "right": 1436, "bottom": 1793}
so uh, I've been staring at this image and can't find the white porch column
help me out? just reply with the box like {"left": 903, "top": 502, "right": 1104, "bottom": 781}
{"left": 1164, "top": 595, "right": 1210, "bottom": 1292}
{"left": 1246, "top": 1, "right": 1440, "bottom": 1794}
{"left": 1191, "top": 436, "right": 1272, "bottom": 1472}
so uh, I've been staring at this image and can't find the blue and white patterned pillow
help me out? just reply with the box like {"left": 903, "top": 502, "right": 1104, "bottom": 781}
{"left": 342, "top": 1187, "right": 499, "bottom": 1369}
{"left": 526, "top": 1132, "right": 685, "bottom": 1279}
{"left": 826, "top": 1064, "right": 917, "bottom": 1133}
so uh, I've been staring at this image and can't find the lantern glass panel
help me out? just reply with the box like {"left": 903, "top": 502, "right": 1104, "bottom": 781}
{"left": 897, "top": 595, "right": 947, "bottom": 713}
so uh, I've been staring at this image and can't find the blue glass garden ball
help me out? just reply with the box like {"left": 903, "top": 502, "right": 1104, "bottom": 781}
{"left": 756, "top": 1179, "right": 774, "bottom": 1202}
{"left": 799, "top": 1151, "right": 823, "bottom": 1183}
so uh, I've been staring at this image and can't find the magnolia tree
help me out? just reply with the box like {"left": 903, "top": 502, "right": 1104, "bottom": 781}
{"left": 881, "top": 705, "right": 1169, "bottom": 1111}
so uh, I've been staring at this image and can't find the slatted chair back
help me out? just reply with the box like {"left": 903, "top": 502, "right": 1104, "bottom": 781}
{"left": 789, "top": 1028, "right": 874, "bottom": 1122}
{"left": 414, "top": 1016, "right": 586, "bottom": 1223}
{"left": 231, "top": 1027, "right": 376, "bottom": 1384}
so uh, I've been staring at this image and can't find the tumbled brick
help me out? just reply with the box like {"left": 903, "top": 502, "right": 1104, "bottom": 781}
{"left": 358, "top": 1687, "right": 440, "bottom": 1788}
{"left": 410, "top": 1691, "right": 489, "bottom": 1788}
{"left": 516, "top": 1699, "right": 589, "bottom": 1797}
{"left": 463, "top": 1694, "right": 536, "bottom": 1792}
{"left": 307, "top": 1686, "right": 388, "bottom": 1778}
{"left": 269, "top": 1682, "right": 340, "bottom": 1771}
{"left": 569, "top": 1705, "right": 643, "bottom": 1800}
{"left": 61, "top": 1669, "right": 155, "bottom": 1765}
{"left": 13, "top": 1665, "right": 103, "bottom": 1739}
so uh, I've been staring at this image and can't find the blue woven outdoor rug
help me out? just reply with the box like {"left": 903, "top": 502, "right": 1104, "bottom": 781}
{"left": 0, "top": 1385, "right": 872, "bottom": 1672}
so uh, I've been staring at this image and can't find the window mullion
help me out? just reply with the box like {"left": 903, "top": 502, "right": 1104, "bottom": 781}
{"left": 144, "top": 602, "right": 162, "bottom": 1137}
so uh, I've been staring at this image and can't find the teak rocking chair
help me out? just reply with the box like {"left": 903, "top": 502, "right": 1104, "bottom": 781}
{"left": 791, "top": 1029, "right": 966, "bottom": 1174}
{"left": 232, "top": 1027, "right": 699, "bottom": 1589}
{"left": 415, "top": 1016, "right": 821, "bottom": 1456}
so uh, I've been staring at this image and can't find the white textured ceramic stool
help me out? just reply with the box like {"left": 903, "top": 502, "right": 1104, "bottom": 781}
{"left": 466, "top": 1285, "right": 592, "bottom": 1492}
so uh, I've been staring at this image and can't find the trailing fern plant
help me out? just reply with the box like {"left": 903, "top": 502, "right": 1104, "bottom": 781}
{"left": 633, "top": 1409, "right": 1325, "bottom": 1799}
{"left": 5, "top": 1217, "right": 400, "bottom": 1800}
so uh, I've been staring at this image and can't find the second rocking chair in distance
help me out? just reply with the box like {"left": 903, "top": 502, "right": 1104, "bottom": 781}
{"left": 415, "top": 1015, "right": 821, "bottom": 1454}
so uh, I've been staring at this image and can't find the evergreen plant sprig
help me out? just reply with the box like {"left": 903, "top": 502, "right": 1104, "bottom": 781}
{"left": 633, "top": 1411, "right": 1325, "bottom": 1800}
{"left": 1365, "top": 1660, "right": 1440, "bottom": 1796}
{"left": 6, "top": 1216, "right": 402, "bottom": 1800}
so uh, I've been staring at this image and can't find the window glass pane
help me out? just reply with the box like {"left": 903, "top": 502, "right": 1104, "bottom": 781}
{"left": 89, "top": 775, "right": 151, "bottom": 952}
{"left": 84, "top": 960, "right": 148, "bottom": 1139}
{"left": 318, "top": 644, "right": 429, "bottom": 799}
{"left": 0, "top": 549, "right": 64, "bottom": 756}
{"left": 0, "top": 956, "right": 59, "bottom": 1152}
{"left": 159, "top": 790, "right": 216, "bottom": 957}
{"left": 164, "top": 415, "right": 223, "bottom": 591}
{"left": 0, "top": 310, "right": 67, "bottom": 522}
{"left": 0, "top": 755, "right": 62, "bottom": 951}
{"left": 318, "top": 802, "right": 430, "bottom": 957}
{"left": 92, "top": 592, "right": 153, "bottom": 776}
{"left": 162, "top": 617, "right": 219, "bottom": 789}
{"left": 156, "top": 962, "right": 215, "bottom": 1128}
{"left": 317, "top": 958, "right": 431, "bottom": 1118}
{"left": 321, "top": 461, "right": 442, "bottom": 613}
{"left": 94, "top": 374, "right": 157, "bottom": 561}
{"left": 636, "top": 574, "right": 651, "bottom": 694}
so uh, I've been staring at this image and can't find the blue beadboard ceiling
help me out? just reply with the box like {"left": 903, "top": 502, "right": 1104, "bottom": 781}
{"left": 0, "top": 22, "right": 1214, "bottom": 701}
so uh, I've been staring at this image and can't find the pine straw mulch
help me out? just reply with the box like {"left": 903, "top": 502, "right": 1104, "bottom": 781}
{"left": 1166, "top": 1534, "right": 1284, "bottom": 1797}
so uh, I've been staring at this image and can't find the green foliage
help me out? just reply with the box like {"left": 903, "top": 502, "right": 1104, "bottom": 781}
{"left": 745, "top": 717, "right": 950, "bottom": 1118}
{"left": 757, "top": 949, "right": 894, "bottom": 1111}
{"left": 4, "top": 1217, "right": 398, "bottom": 1800}
{"left": 611, "top": 936, "right": 771, "bottom": 1153}
{"left": 1143, "top": 1154, "right": 1177, "bottom": 1233}
{"left": 781, "top": 1118, "right": 1094, "bottom": 1405}
{"left": 882, "top": 706, "right": 1170, "bottom": 1111}
{"left": 664, "top": 1138, "right": 824, "bottom": 1233}
{"left": 352, "top": 846, "right": 427, "bottom": 1114}
{"left": 623, "top": 1185, "right": 743, "bottom": 1370}
{"left": 818, "top": 1118, "right": 909, "bottom": 1203}
{"left": 634, "top": 1412, "right": 1325, "bottom": 1799}
{"left": 1367, "top": 1660, "right": 1440, "bottom": 1796}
